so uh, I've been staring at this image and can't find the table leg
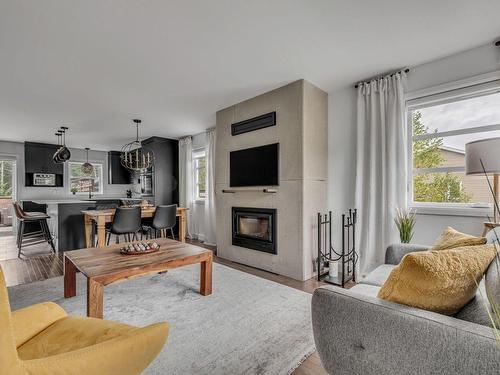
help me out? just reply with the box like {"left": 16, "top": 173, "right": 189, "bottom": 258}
{"left": 179, "top": 211, "right": 186, "bottom": 243}
{"left": 97, "top": 216, "right": 106, "bottom": 247}
{"left": 64, "top": 256, "right": 76, "bottom": 298}
{"left": 87, "top": 278, "right": 104, "bottom": 319}
{"left": 200, "top": 253, "right": 212, "bottom": 296}
{"left": 84, "top": 215, "right": 93, "bottom": 248}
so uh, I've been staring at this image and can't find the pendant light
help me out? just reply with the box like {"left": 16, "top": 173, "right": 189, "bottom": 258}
{"left": 120, "top": 119, "right": 154, "bottom": 171}
{"left": 53, "top": 126, "right": 71, "bottom": 163}
{"left": 81, "top": 147, "right": 94, "bottom": 175}
{"left": 53, "top": 132, "right": 62, "bottom": 163}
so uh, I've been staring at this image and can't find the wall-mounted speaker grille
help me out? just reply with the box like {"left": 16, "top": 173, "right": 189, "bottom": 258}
{"left": 231, "top": 111, "right": 276, "bottom": 136}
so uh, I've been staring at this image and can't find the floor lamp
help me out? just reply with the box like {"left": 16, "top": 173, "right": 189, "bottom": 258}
{"left": 465, "top": 137, "right": 500, "bottom": 224}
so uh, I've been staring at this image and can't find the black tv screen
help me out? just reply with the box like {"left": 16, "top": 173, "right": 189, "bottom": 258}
{"left": 230, "top": 143, "right": 279, "bottom": 187}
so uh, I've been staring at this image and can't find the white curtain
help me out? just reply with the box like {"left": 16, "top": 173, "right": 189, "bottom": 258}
{"left": 179, "top": 136, "right": 194, "bottom": 238}
{"left": 203, "top": 128, "right": 217, "bottom": 246}
{"left": 355, "top": 72, "right": 407, "bottom": 276}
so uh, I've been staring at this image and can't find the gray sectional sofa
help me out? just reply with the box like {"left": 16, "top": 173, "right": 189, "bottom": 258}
{"left": 312, "top": 242, "right": 500, "bottom": 375}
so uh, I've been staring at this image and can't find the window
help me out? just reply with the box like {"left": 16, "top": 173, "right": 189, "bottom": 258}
{"left": 407, "top": 81, "right": 500, "bottom": 210}
{"left": 68, "top": 162, "right": 103, "bottom": 194}
{"left": 193, "top": 150, "right": 206, "bottom": 201}
{"left": 0, "top": 160, "right": 14, "bottom": 198}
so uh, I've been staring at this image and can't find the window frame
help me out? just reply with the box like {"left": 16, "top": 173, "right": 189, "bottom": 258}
{"left": 67, "top": 161, "right": 104, "bottom": 195}
{"left": 406, "top": 75, "right": 500, "bottom": 216}
{"left": 192, "top": 149, "right": 206, "bottom": 203}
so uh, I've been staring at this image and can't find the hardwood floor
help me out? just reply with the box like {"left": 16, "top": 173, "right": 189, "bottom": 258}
{"left": 0, "top": 253, "right": 63, "bottom": 287}
{"left": 0, "top": 225, "right": 56, "bottom": 261}
{"left": 2, "top": 237, "right": 333, "bottom": 374}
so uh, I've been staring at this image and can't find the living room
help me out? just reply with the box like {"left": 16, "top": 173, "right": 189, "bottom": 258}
{"left": 1, "top": 1, "right": 500, "bottom": 374}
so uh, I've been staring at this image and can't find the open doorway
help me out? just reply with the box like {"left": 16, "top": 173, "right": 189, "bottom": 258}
{"left": 0, "top": 158, "right": 16, "bottom": 236}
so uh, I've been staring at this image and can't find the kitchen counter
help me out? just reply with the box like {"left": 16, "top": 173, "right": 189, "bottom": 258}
{"left": 23, "top": 200, "right": 98, "bottom": 252}
{"left": 23, "top": 197, "right": 153, "bottom": 252}
{"left": 32, "top": 200, "right": 97, "bottom": 204}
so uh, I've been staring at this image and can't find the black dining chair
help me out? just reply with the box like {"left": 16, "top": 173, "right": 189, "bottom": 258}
{"left": 144, "top": 204, "right": 177, "bottom": 240}
{"left": 12, "top": 202, "right": 55, "bottom": 258}
{"left": 106, "top": 206, "right": 142, "bottom": 245}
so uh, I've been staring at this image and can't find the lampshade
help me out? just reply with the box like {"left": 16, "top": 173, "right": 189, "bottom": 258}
{"left": 465, "top": 137, "right": 500, "bottom": 175}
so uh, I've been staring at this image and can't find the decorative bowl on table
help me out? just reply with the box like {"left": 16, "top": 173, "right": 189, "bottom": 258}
{"left": 120, "top": 241, "right": 160, "bottom": 255}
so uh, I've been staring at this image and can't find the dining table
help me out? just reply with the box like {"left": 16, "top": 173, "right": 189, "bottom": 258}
{"left": 81, "top": 206, "right": 189, "bottom": 248}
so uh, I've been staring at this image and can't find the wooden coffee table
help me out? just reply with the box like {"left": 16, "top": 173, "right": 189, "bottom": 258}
{"left": 63, "top": 238, "right": 213, "bottom": 318}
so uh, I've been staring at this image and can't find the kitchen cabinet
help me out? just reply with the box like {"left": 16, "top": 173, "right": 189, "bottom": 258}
{"left": 24, "top": 142, "right": 64, "bottom": 187}
{"left": 141, "top": 137, "right": 179, "bottom": 206}
{"left": 108, "top": 151, "right": 131, "bottom": 184}
{"left": 25, "top": 142, "right": 63, "bottom": 174}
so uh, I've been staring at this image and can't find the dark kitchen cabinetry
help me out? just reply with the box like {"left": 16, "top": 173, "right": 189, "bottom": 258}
{"left": 24, "top": 142, "right": 64, "bottom": 187}
{"left": 108, "top": 151, "right": 131, "bottom": 184}
{"left": 141, "top": 137, "right": 179, "bottom": 206}
{"left": 25, "top": 142, "right": 63, "bottom": 174}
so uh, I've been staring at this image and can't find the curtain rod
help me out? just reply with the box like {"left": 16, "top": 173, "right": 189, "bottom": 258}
{"left": 354, "top": 68, "right": 410, "bottom": 89}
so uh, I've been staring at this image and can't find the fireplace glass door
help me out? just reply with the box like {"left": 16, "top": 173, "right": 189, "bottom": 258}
{"left": 232, "top": 207, "right": 276, "bottom": 254}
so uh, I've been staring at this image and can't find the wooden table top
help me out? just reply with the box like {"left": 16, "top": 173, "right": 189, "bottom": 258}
{"left": 64, "top": 238, "right": 211, "bottom": 279}
{"left": 81, "top": 206, "right": 189, "bottom": 217}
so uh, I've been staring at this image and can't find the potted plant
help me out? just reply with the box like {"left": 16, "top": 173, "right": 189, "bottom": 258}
{"left": 70, "top": 187, "right": 78, "bottom": 195}
{"left": 394, "top": 208, "right": 416, "bottom": 243}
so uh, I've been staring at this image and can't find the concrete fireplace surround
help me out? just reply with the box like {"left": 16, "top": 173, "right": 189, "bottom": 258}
{"left": 215, "top": 79, "right": 327, "bottom": 281}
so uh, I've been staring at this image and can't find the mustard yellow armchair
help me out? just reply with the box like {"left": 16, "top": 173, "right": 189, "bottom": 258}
{"left": 0, "top": 267, "right": 169, "bottom": 375}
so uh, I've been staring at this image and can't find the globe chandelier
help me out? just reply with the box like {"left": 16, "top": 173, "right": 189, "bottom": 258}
{"left": 120, "top": 119, "right": 154, "bottom": 172}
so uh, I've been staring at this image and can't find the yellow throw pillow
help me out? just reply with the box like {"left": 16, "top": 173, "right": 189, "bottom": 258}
{"left": 431, "top": 227, "right": 486, "bottom": 250}
{"left": 377, "top": 244, "right": 497, "bottom": 315}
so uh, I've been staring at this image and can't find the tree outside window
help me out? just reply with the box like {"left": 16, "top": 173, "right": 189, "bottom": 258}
{"left": 0, "top": 160, "right": 13, "bottom": 197}
{"left": 410, "top": 88, "right": 500, "bottom": 206}
{"left": 412, "top": 112, "right": 471, "bottom": 203}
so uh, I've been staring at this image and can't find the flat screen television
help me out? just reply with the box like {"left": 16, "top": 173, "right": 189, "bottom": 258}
{"left": 230, "top": 143, "right": 279, "bottom": 187}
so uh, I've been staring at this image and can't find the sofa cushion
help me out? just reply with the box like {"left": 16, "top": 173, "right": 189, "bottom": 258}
{"left": 358, "top": 271, "right": 494, "bottom": 326}
{"left": 454, "top": 280, "right": 493, "bottom": 327}
{"left": 17, "top": 315, "right": 138, "bottom": 360}
{"left": 432, "top": 227, "right": 486, "bottom": 250}
{"left": 377, "top": 244, "right": 497, "bottom": 315}
{"left": 485, "top": 254, "right": 500, "bottom": 309}
{"left": 361, "top": 264, "right": 396, "bottom": 287}
{"left": 485, "top": 227, "right": 500, "bottom": 244}
{"left": 350, "top": 284, "right": 380, "bottom": 298}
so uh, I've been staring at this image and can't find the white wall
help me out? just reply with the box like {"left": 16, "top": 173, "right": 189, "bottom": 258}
{"left": 0, "top": 140, "right": 132, "bottom": 201}
{"left": 328, "top": 43, "right": 500, "bottom": 246}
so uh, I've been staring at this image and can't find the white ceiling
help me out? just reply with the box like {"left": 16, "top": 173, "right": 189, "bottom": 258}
{"left": 0, "top": 0, "right": 499, "bottom": 150}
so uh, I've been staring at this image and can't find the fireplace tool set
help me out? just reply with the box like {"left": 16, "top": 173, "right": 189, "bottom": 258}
{"left": 317, "top": 209, "right": 358, "bottom": 288}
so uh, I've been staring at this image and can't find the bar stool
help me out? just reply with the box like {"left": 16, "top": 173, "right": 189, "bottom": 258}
{"left": 12, "top": 202, "right": 55, "bottom": 258}
{"left": 106, "top": 206, "right": 142, "bottom": 245}
{"left": 144, "top": 204, "right": 177, "bottom": 240}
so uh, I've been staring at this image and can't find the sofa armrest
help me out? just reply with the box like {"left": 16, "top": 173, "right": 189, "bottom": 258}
{"left": 11, "top": 302, "right": 67, "bottom": 347}
{"left": 312, "top": 286, "right": 500, "bottom": 375}
{"left": 385, "top": 243, "right": 429, "bottom": 265}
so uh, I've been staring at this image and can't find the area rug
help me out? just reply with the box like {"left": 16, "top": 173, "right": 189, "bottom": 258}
{"left": 8, "top": 262, "right": 315, "bottom": 375}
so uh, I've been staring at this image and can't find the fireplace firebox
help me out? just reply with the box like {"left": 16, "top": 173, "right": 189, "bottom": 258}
{"left": 232, "top": 207, "right": 277, "bottom": 254}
